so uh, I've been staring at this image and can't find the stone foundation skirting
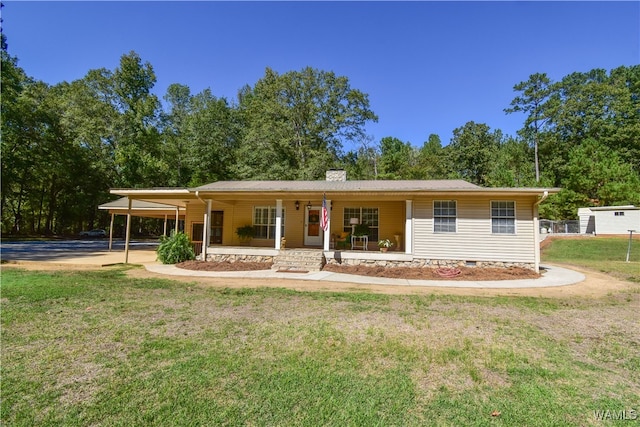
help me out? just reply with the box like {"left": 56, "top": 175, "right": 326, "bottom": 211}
{"left": 324, "top": 257, "right": 536, "bottom": 271}
{"left": 203, "top": 254, "right": 275, "bottom": 263}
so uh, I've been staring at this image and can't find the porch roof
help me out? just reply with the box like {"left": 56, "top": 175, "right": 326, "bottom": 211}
{"left": 110, "top": 180, "right": 560, "bottom": 203}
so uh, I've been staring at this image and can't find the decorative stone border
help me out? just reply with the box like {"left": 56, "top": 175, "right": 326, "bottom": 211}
{"left": 203, "top": 254, "right": 275, "bottom": 263}
{"left": 324, "top": 256, "right": 535, "bottom": 271}
{"left": 198, "top": 247, "right": 535, "bottom": 271}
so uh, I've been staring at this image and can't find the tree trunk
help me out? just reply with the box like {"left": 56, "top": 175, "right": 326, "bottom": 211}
{"left": 45, "top": 176, "right": 57, "bottom": 235}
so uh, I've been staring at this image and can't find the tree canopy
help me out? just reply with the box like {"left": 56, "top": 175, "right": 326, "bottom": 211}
{"left": 1, "top": 43, "right": 638, "bottom": 234}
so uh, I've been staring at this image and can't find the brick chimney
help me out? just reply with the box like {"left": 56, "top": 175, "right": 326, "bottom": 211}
{"left": 326, "top": 169, "right": 347, "bottom": 182}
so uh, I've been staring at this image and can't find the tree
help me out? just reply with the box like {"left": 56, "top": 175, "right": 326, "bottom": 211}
{"left": 161, "top": 83, "right": 193, "bottom": 186}
{"left": 563, "top": 138, "right": 640, "bottom": 206}
{"left": 378, "top": 137, "right": 413, "bottom": 179}
{"left": 1, "top": 46, "right": 31, "bottom": 232}
{"left": 446, "top": 122, "right": 502, "bottom": 186}
{"left": 414, "top": 134, "right": 449, "bottom": 179}
{"left": 486, "top": 137, "right": 536, "bottom": 187}
{"left": 339, "top": 134, "right": 379, "bottom": 180}
{"left": 545, "top": 67, "right": 640, "bottom": 180}
{"left": 235, "top": 67, "right": 377, "bottom": 179}
{"left": 187, "top": 89, "right": 238, "bottom": 185}
{"left": 114, "top": 52, "right": 164, "bottom": 187}
{"left": 505, "top": 73, "right": 555, "bottom": 182}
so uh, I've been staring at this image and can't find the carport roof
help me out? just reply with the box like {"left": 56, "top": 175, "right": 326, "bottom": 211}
{"left": 99, "top": 197, "right": 186, "bottom": 218}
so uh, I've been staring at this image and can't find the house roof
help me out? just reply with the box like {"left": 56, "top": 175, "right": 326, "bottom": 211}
{"left": 192, "top": 179, "right": 481, "bottom": 192}
{"left": 587, "top": 205, "right": 639, "bottom": 211}
{"left": 110, "top": 179, "right": 560, "bottom": 206}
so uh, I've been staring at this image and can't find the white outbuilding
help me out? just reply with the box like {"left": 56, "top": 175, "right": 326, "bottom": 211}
{"left": 578, "top": 205, "right": 640, "bottom": 235}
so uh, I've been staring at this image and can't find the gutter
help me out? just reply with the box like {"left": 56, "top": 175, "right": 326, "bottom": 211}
{"left": 195, "top": 190, "right": 205, "bottom": 204}
{"left": 535, "top": 190, "right": 549, "bottom": 206}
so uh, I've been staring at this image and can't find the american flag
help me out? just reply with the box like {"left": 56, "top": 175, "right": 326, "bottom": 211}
{"left": 320, "top": 193, "right": 328, "bottom": 232}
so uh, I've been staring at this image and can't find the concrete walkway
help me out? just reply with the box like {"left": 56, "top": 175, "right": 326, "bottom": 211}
{"left": 144, "top": 263, "right": 585, "bottom": 289}
{"left": 2, "top": 243, "right": 585, "bottom": 289}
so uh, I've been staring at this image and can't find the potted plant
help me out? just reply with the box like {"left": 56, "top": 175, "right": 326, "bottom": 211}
{"left": 236, "top": 225, "right": 254, "bottom": 244}
{"left": 353, "top": 223, "right": 369, "bottom": 237}
{"left": 378, "top": 238, "right": 394, "bottom": 252}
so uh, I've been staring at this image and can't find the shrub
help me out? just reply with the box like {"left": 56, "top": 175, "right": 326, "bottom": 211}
{"left": 156, "top": 232, "right": 195, "bottom": 264}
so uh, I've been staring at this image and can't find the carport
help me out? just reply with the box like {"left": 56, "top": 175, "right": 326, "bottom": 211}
{"left": 99, "top": 197, "right": 186, "bottom": 262}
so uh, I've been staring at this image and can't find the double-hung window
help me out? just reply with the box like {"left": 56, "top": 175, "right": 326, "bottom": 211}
{"left": 434, "top": 200, "right": 457, "bottom": 233}
{"left": 343, "top": 207, "right": 379, "bottom": 241}
{"left": 491, "top": 201, "right": 515, "bottom": 234}
{"left": 253, "top": 206, "right": 285, "bottom": 239}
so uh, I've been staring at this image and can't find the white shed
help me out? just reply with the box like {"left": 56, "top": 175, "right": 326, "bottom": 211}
{"left": 578, "top": 205, "right": 640, "bottom": 235}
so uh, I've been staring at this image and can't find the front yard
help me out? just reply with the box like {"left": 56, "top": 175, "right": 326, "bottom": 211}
{"left": 2, "top": 256, "right": 639, "bottom": 426}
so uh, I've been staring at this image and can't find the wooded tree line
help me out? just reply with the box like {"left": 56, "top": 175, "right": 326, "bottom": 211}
{"left": 2, "top": 42, "right": 639, "bottom": 235}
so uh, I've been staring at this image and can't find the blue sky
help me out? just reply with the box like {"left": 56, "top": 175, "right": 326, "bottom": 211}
{"left": 4, "top": 1, "right": 639, "bottom": 150}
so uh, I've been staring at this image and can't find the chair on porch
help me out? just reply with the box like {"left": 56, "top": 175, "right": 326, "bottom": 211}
{"left": 332, "top": 231, "right": 351, "bottom": 250}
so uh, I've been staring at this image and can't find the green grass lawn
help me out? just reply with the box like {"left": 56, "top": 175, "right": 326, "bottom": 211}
{"left": 2, "top": 265, "right": 639, "bottom": 426}
{"left": 542, "top": 237, "right": 640, "bottom": 282}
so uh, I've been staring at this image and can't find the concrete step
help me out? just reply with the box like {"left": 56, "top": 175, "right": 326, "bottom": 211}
{"left": 272, "top": 249, "right": 325, "bottom": 272}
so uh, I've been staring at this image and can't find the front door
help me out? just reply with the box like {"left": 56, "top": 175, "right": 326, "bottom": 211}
{"left": 304, "top": 206, "right": 323, "bottom": 246}
{"left": 211, "top": 211, "right": 223, "bottom": 244}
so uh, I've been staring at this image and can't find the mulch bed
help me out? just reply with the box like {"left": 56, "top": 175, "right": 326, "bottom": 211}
{"left": 322, "top": 264, "right": 539, "bottom": 281}
{"left": 176, "top": 260, "right": 540, "bottom": 280}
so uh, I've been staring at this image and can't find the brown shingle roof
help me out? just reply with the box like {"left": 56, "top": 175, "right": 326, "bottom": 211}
{"left": 193, "top": 179, "right": 481, "bottom": 192}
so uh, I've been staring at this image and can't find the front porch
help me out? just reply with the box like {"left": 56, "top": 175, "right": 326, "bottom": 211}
{"left": 198, "top": 246, "right": 413, "bottom": 271}
{"left": 197, "top": 245, "right": 536, "bottom": 272}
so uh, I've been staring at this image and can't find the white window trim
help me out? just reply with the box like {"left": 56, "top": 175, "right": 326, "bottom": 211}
{"left": 433, "top": 200, "right": 457, "bottom": 233}
{"left": 253, "top": 206, "right": 285, "bottom": 240}
{"left": 343, "top": 207, "right": 380, "bottom": 240}
{"left": 490, "top": 200, "right": 517, "bottom": 235}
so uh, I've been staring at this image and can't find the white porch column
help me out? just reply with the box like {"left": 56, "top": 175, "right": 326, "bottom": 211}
{"left": 405, "top": 200, "right": 413, "bottom": 255}
{"left": 275, "top": 199, "right": 283, "bottom": 250}
{"left": 201, "top": 199, "right": 212, "bottom": 260}
{"left": 174, "top": 208, "right": 179, "bottom": 234}
{"left": 163, "top": 214, "right": 168, "bottom": 237}
{"left": 124, "top": 198, "right": 132, "bottom": 264}
{"left": 323, "top": 199, "right": 331, "bottom": 251}
{"left": 108, "top": 213, "right": 115, "bottom": 252}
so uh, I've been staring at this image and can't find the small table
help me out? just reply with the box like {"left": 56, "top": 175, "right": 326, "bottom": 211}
{"left": 351, "top": 235, "right": 368, "bottom": 251}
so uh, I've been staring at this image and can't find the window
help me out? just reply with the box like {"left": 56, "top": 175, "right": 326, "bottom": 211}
{"left": 614, "top": 211, "right": 625, "bottom": 216}
{"left": 192, "top": 212, "right": 224, "bottom": 244}
{"left": 191, "top": 223, "right": 204, "bottom": 242}
{"left": 343, "top": 207, "right": 379, "bottom": 241}
{"left": 491, "top": 201, "right": 515, "bottom": 234}
{"left": 434, "top": 200, "right": 457, "bottom": 233}
{"left": 253, "top": 206, "right": 285, "bottom": 239}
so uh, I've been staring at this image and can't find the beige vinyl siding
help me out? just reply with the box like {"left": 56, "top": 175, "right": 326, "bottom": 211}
{"left": 413, "top": 196, "right": 535, "bottom": 263}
